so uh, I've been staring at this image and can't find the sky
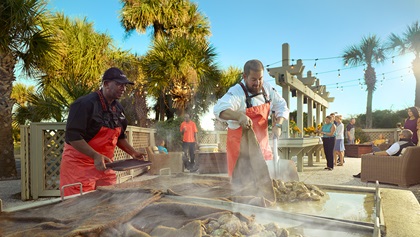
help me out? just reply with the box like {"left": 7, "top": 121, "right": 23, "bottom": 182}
{"left": 39, "top": 0, "right": 420, "bottom": 130}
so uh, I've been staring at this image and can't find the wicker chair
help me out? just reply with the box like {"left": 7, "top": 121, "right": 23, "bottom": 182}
{"left": 361, "top": 146, "right": 420, "bottom": 187}
{"left": 145, "top": 147, "right": 184, "bottom": 175}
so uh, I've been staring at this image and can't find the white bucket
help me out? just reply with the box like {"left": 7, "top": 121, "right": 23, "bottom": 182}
{"left": 199, "top": 144, "right": 219, "bottom": 152}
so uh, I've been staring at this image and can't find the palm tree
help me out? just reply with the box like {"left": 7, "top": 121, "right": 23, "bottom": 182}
{"left": 120, "top": 0, "right": 210, "bottom": 40}
{"left": 342, "top": 35, "right": 386, "bottom": 128}
{"left": 0, "top": 0, "right": 58, "bottom": 178}
{"left": 22, "top": 13, "right": 116, "bottom": 124}
{"left": 120, "top": 0, "right": 214, "bottom": 120}
{"left": 108, "top": 50, "right": 149, "bottom": 127}
{"left": 142, "top": 36, "right": 219, "bottom": 118}
{"left": 41, "top": 13, "right": 113, "bottom": 89}
{"left": 11, "top": 83, "right": 36, "bottom": 106}
{"left": 13, "top": 14, "right": 146, "bottom": 126}
{"left": 11, "top": 83, "right": 35, "bottom": 142}
{"left": 388, "top": 21, "right": 420, "bottom": 107}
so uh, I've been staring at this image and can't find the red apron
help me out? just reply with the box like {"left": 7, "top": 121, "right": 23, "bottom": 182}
{"left": 226, "top": 84, "right": 272, "bottom": 176}
{"left": 60, "top": 91, "right": 122, "bottom": 196}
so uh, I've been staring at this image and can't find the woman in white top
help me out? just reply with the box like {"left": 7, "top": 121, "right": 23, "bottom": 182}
{"left": 334, "top": 115, "right": 345, "bottom": 166}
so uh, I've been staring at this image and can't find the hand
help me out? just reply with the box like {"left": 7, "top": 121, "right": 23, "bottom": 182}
{"left": 93, "top": 153, "right": 112, "bottom": 171}
{"left": 238, "top": 113, "right": 252, "bottom": 129}
{"left": 132, "top": 151, "right": 146, "bottom": 160}
{"left": 273, "top": 125, "right": 281, "bottom": 138}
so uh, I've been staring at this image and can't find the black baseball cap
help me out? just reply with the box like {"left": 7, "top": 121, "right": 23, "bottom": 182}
{"left": 102, "top": 67, "right": 134, "bottom": 85}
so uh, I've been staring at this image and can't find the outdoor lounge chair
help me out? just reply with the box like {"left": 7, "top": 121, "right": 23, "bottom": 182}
{"left": 145, "top": 146, "right": 184, "bottom": 175}
{"left": 361, "top": 146, "right": 420, "bottom": 187}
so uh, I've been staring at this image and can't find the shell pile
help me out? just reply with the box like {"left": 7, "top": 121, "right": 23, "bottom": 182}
{"left": 204, "top": 213, "right": 296, "bottom": 237}
{"left": 273, "top": 180, "right": 325, "bottom": 202}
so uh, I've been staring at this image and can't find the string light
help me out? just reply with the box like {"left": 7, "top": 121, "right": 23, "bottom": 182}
{"left": 263, "top": 52, "right": 414, "bottom": 92}
{"left": 266, "top": 51, "right": 409, "bottom": 76}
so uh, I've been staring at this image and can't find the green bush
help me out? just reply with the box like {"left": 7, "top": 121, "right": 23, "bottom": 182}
{"left": 355, "top": 127, "right": 370, "bottom": 144}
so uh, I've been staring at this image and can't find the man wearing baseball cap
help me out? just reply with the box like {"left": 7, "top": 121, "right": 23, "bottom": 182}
{"left": 102, "top": 67, "right": 134, "bottom": 85}
{"left": 60, "top": 67, "right": 144, "bottom": 196}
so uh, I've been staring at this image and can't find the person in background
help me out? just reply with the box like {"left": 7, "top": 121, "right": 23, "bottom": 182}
{"left": 180, "top": 114, "right": 198, "bottom": 171}
{"left": 317, "top": 115, "right": 336, "bottom": 171}
{"left": 346, "top": 118, "right": 356, "bottom": 144}
{"left": 213, "top": 59, "right": 289, "bottom": 178}
{"left": 334, "top": 115, "right": 345, "bottom": 166}
{"left": 353, "top": 129, "right": 415, "bottom": 178}
{"left": 330, "top": 112, "right": 338, "bottom": 126}
{"left": 403, "top": 106, "right": 420, "bottom": 145}
{"left": 372, "top": 134, "right": 386, "bottom": 146}
{"left": 157, "top": 139, "right": 168, "bottom": 154}
{"left": 60, "top": 67, "right": 146, "bottom": 196}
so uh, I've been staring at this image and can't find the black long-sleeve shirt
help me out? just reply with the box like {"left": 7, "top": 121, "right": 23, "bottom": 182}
{"left": 65, "top": 90, "right": 128, "bottom": 143}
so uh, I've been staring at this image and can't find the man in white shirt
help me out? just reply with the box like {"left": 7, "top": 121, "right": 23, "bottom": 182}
{"left": 373, "top": 129, "right": 415, "bottom": 156}
{"left": 213, "top": 59, "right": 289, "bottom": 178}
{"left": 353, "top": 129, "right": 414, "bottom": 178}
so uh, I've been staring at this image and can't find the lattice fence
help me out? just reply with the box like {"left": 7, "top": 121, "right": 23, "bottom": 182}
{"left": 21, "top": 123, "right": 156, "bottom": 200}
{"left": 43, "top": 129, "right": 66, "bottom": 191}
{"left": 363, "top": 129, "right": 399, "bottom": 144}
{"left": 198, "top": 131, "right": 227, "bottom": 151}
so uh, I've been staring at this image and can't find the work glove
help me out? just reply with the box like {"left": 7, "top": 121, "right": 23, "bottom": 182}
{"left": 238, "top": 113, "right": 252, "bottom": 129}
{"left": 273, "top": 124, "right": 281, "bottom": 138}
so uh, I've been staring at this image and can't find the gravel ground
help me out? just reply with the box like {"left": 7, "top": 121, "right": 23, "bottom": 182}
{"left": 1, "top": 156, "right": 420, "bottom": 211}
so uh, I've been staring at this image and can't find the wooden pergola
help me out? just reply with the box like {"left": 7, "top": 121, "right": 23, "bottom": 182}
{"left": 268, "top": 43, "right": 334, "bottom": 138}
{"left": 267, "top": 43, "right": 335, "bottom": 172}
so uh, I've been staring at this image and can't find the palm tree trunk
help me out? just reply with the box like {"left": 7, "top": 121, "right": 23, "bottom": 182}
{"left": 413, "top": 57, "right": 420, "bottom": 107}
{"left": 159, "top": 92, "right": 165, "bottom": 121}
{"left": 366, "top": 88, "right": 373, "bottom": 128}
{"left": 134, "top": 89, "right": 148, "bottom": 127}
{"left": 0, "top": 52, "right": 18, "bottom": 178}
{"left": 165, "top": 93, "right": 174, "bottom": 120}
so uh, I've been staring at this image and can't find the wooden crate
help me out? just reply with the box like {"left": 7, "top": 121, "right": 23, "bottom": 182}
{"left": 197, "top": 152, "right": 228, "bottom": 174}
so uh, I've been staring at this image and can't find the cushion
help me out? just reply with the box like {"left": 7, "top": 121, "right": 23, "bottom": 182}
{"left": 152, "top": 146, "right": 159, "bottom": 154}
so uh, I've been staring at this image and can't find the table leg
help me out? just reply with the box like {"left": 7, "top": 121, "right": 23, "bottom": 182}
{"left": 297, "top": 154, "right": 303, "bottom": 172}
{"left": 308, "top": 153, "right": 314, "bottom": 167}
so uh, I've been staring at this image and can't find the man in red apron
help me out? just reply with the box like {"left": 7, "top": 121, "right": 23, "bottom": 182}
{"left": 213, "top": 59, "right": 289, "bottom": 177}
{"left": 60, "top": 67, "right": 146, "bottom": 196}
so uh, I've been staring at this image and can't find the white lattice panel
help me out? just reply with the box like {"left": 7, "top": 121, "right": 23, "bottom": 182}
{"left": 42, "top": 129, "right": 65, "bottom": 190}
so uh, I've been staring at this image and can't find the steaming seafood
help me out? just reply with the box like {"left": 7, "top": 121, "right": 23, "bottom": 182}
{"left": 204, "top": 213, "right": 290, "bottom": 236}
{"left": 273, "top": 180, "right": 325, "bottom": 202}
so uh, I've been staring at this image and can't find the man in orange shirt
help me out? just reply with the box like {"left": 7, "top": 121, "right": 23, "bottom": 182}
{"left": 180, "top": 114, "right": 198, "bottom": 171}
